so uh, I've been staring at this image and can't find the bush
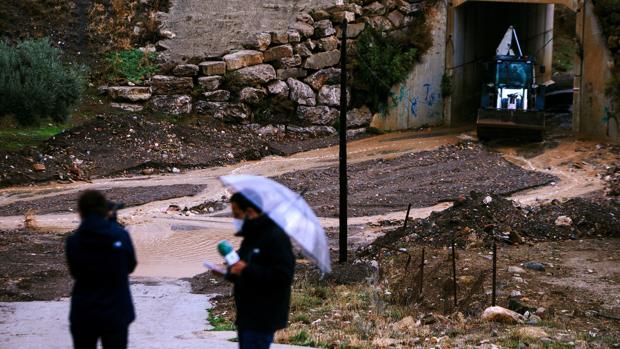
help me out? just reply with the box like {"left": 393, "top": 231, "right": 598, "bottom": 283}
{"left": 104, "top": 49, "right": 158, "bottom": 84}
{"left": 0, "top": 39, "right": 84, "bottom": 126}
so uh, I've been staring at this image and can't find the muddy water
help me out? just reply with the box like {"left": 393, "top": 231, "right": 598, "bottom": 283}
{"left": 0, "top": 130, "right": 608, "bottom": 280}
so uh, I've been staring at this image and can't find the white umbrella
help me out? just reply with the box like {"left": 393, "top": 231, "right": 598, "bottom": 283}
{"left": 220, "top": 174, "right": 331, "bottom": 274}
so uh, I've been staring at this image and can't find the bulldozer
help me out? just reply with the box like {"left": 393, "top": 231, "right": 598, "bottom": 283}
{"left": 476, "top": 26, "right": 547, "bottom": 141}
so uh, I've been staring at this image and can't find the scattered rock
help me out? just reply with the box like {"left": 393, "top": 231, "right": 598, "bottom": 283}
{"left": 517, "top": 326, "right": 548, "bottom": 339}
{"left": 294, "top": 43, "right": 313, "bottom": 58}
{"left": 172, "top": 64, "right": 199, "bottom": 77}
{"left": 233, "top": 64, "right": 277, "bottom": 85}
{"left": 297, "top": 106, "right": 339, "bottom": 125}
{"left": 107, "top": 86, "right": 152, "bottom": 102}
{"left": 483, "top": 196, "right": 493, "bottom": 205}
{"left": 287, "top": 78, "right": 316, "bottom": 106}
{"left": 287, "top": 125, "right": 337, "bottom": 136}
{"left": 365, "top": 15, "right": 393, "bottom": 30}
{"left": 199, "top": 61, "right": 227, "bottom": 76}
{"left": 33, "top": 163, "right": 46, "bottom": 172}
{"left": 141, "top": 168, "right": 155, "bottom": 176}
{"left": 287, "top": 30, "right": 301, "bottom": 44}
{"left": 337, "top": 22, "right": 365, "bottom": 38}
{"left": 203, "top": 90, "right": 231, "bottom": 102}
{"left": 148, "top": 95, "right": 192, "bottom": 115}
{"left": 110, "top": 103, "right": 144, "bottom": 112}
{"left": 223, "top": 50, "right": 264, "bottom": 71}
{"left": 273, "top": 54, "right": 302, "bottom": 69}
{"left": 555, "top": 215, "right": 573, "bottom": 227}
{"left": 364, "top": 1, "right": 386, "bottom": 16}
{"left": 150, "top": 75, "right": 194, "bottom": 95}
{"left": 481, "top": 306, "right": 525, "bottom": 324}
{"left": 387, "top": 10, "right": 405, "bottom": 28}
{"left": 392, "top": 316, "right": 418, "bottom": 331}
{"left": 331, "top": 11, "right": 356, "bottom": 23}
{"left": 198, "top": 76, "right": 223, "bottom": 91}
{"left": 523, "top": 261, "right": 546, "bottom": 272}
{"left": 296, "top": 12, "right": 315, "bottom": 25}
{"left": 508, "top": 266, "right": 526, "bottom": 274}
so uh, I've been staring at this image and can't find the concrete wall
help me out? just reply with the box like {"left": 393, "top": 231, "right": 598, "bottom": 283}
{"left": 573, "top": 0, "right": 617, "bottom": 141}
{"left": 159, "top": 0, "right": 336, "bottom": 62}
{"left": 371, "top": 1, "right": 448, "bottom": 130}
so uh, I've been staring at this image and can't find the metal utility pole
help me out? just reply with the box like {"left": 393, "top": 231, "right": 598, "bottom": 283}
{"left": 338, "top": 20, "right": 348, "bottom": 263}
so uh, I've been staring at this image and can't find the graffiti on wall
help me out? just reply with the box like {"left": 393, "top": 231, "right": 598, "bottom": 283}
{"left": 390, "top": 82, "right": 442, "bottom": 122}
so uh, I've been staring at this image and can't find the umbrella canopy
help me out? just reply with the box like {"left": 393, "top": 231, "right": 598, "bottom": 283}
{"left": 220, "top": 174, "right": 331, "bottom": 273}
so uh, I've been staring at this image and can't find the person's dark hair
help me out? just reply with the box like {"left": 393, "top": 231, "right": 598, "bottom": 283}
{"left": 230, "top": 191, "right": 262, "bottom": 214}
{"left": 78, "top": 190, "right": 109, "bottom": 217}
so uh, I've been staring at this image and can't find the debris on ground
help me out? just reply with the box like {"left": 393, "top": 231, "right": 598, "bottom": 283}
{"left": 276, "top": 142, "right": 557, "bottom": 217}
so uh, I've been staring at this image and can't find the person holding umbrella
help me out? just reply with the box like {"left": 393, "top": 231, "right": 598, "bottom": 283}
{"left": 213, "top": 175, "right": 331, "bottom": 349}
{"left": 224, "top": 190, "right": 295, "bottom": 349}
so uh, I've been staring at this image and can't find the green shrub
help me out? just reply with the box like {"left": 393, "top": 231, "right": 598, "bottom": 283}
{"left": 105, "top": 49, "right": 158, "bottom": 84}
{"left": 352, "top": 26, "right": 419, "bottom": 112}
{"left": 0, "top": 39, "right": 84, "bottom": 126}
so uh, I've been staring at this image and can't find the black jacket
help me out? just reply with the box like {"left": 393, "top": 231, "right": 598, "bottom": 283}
{"left": 66, "top": 215, "right": 137, "bottom": 331}
{"left": 229, "top": 215, "right": 295, "bottom": 332}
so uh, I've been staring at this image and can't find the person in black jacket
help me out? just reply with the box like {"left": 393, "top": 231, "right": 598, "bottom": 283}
{"left": 65, "top": 190, "right": 137, "bottom": 349}
{"left": 225, "top": 191, "right": 295, "bottom": 349}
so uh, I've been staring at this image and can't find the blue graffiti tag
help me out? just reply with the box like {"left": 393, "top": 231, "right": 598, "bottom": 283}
{"left": 410, "top": 97, "right": 417, "bottom": 116}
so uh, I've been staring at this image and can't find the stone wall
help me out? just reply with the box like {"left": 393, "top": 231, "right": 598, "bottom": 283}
{"left": 104, "top": 0, "right": 425, "bottom": 132}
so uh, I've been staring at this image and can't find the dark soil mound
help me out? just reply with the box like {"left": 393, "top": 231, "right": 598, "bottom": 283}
{"left": 370, "top": 192, "right": 620, "bottom": 251}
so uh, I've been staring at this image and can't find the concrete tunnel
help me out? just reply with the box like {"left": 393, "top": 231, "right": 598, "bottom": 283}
{"left": 446, "top": 0, "right": 557, "bottom": 126}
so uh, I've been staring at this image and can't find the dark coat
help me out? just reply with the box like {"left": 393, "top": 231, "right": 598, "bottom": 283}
{"left": 229, "top": 215, "right": 295, "bottom": 332}
{"left": 66, "top": 215, "right": 137, "bottom": 331}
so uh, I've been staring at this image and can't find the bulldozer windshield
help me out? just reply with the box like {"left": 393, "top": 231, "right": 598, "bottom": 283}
{"left": 496, "top": 61, "right": 532, "bottom": 88}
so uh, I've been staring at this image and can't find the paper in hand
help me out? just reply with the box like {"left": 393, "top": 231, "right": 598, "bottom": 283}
{"left": 203, "top": 260, "right": 226, "bottom": 275}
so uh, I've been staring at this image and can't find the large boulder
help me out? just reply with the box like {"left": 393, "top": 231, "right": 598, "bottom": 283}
{"left": 198, "top": 76, "right": 223, "bottom": 91}
{"left": 273, "top": 54, "right": 302, "bottom": 69}
{"left": 297, "top": 106, "right": 339, "bottom": 125}
{"left": 314, "top": 20, "right": 336, "bottom": 37}
{"left": 195, "top": 101, "right": 252, "bottom": 123}
{"left": 107, "top": 86, "right": 151, "bottom": 102}
{"left": 304, "top": 68, "right": 341, "bottom": 91}
{"left": 148, "top": 95, "right": 192, "bottom": 115}
{"left": 242, "top": 32, "right": 272, "bottom": 51}
{"left": 172, "top": 64, "right": 199, "bottom": 77}
{"left": 270, "top": 31, "right": 289, "bottom": 45}
{"left": 318, "top": 36, "right": 339, "bottom": 51}
{"left": 387, "top": 10, "right": 405, "bottom": 28}
{"left": 277, "top": 68, "right": 308, "bottom": 80}
{"left": 266, "top": 80, "right": 290, "bottom": 99}
{"left": 294, "top": 43, "right": 313, "bottom": 58}
{"left": 287, "top": 78, "right": 316, "bottom": 106}
{"left": 203, "top": 90, "right": 231, "bottom": 102}
{"left": 289, "top": 22, "right": 315, "bottom": 38}
{"left": 199, "top": 61, "right": 227, "bottom": 76}
{"left": 150, "top": 75, "right": 194, "bottom": 95}
{"left": 223, "top": 50, "right": 264, "bottom": 71}
{"left": 363, "top": 1, "right": 386, "bottom": 16}
{"left": 303, "top": 50, "right": 340, "bottom": 70}
{"left": 347, "top": 106, "right": 372, "bottom": 127}
{"left": 239, "top": 87, "right": 267, "bottom": 105}
{"left": 337, "top": 22, "right": 366, "bottom": 38}
{"left": 481, "top": 306, "right": 525, "bottom": 324}
{"left": 318, "top": 85, "right": 348, "bottom": 107}
{"left": 263, "top": 45, "right": 294, "bottom": 62}
{"left": 233, "top": 64, "right": 276, "bottom": 85}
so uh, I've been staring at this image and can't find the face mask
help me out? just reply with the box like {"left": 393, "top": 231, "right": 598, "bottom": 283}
{"left": 232, "top": 218, "right": 245, "bottom": 232}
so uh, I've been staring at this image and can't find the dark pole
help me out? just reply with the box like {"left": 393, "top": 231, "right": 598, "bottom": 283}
{"left": 418, "top": 247, "right": 425, "bottom": 300}
{"left": 403, "top": 203, "right": 412, "bottom": 229}
{"left": 492, "top": 239, "right": 497, "bottom": 306}
{"left": 451, "top": 240, "right": 458, "bottom": 308}
{"left": 338, "top": 20, "right": 348, "bottom": 263}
